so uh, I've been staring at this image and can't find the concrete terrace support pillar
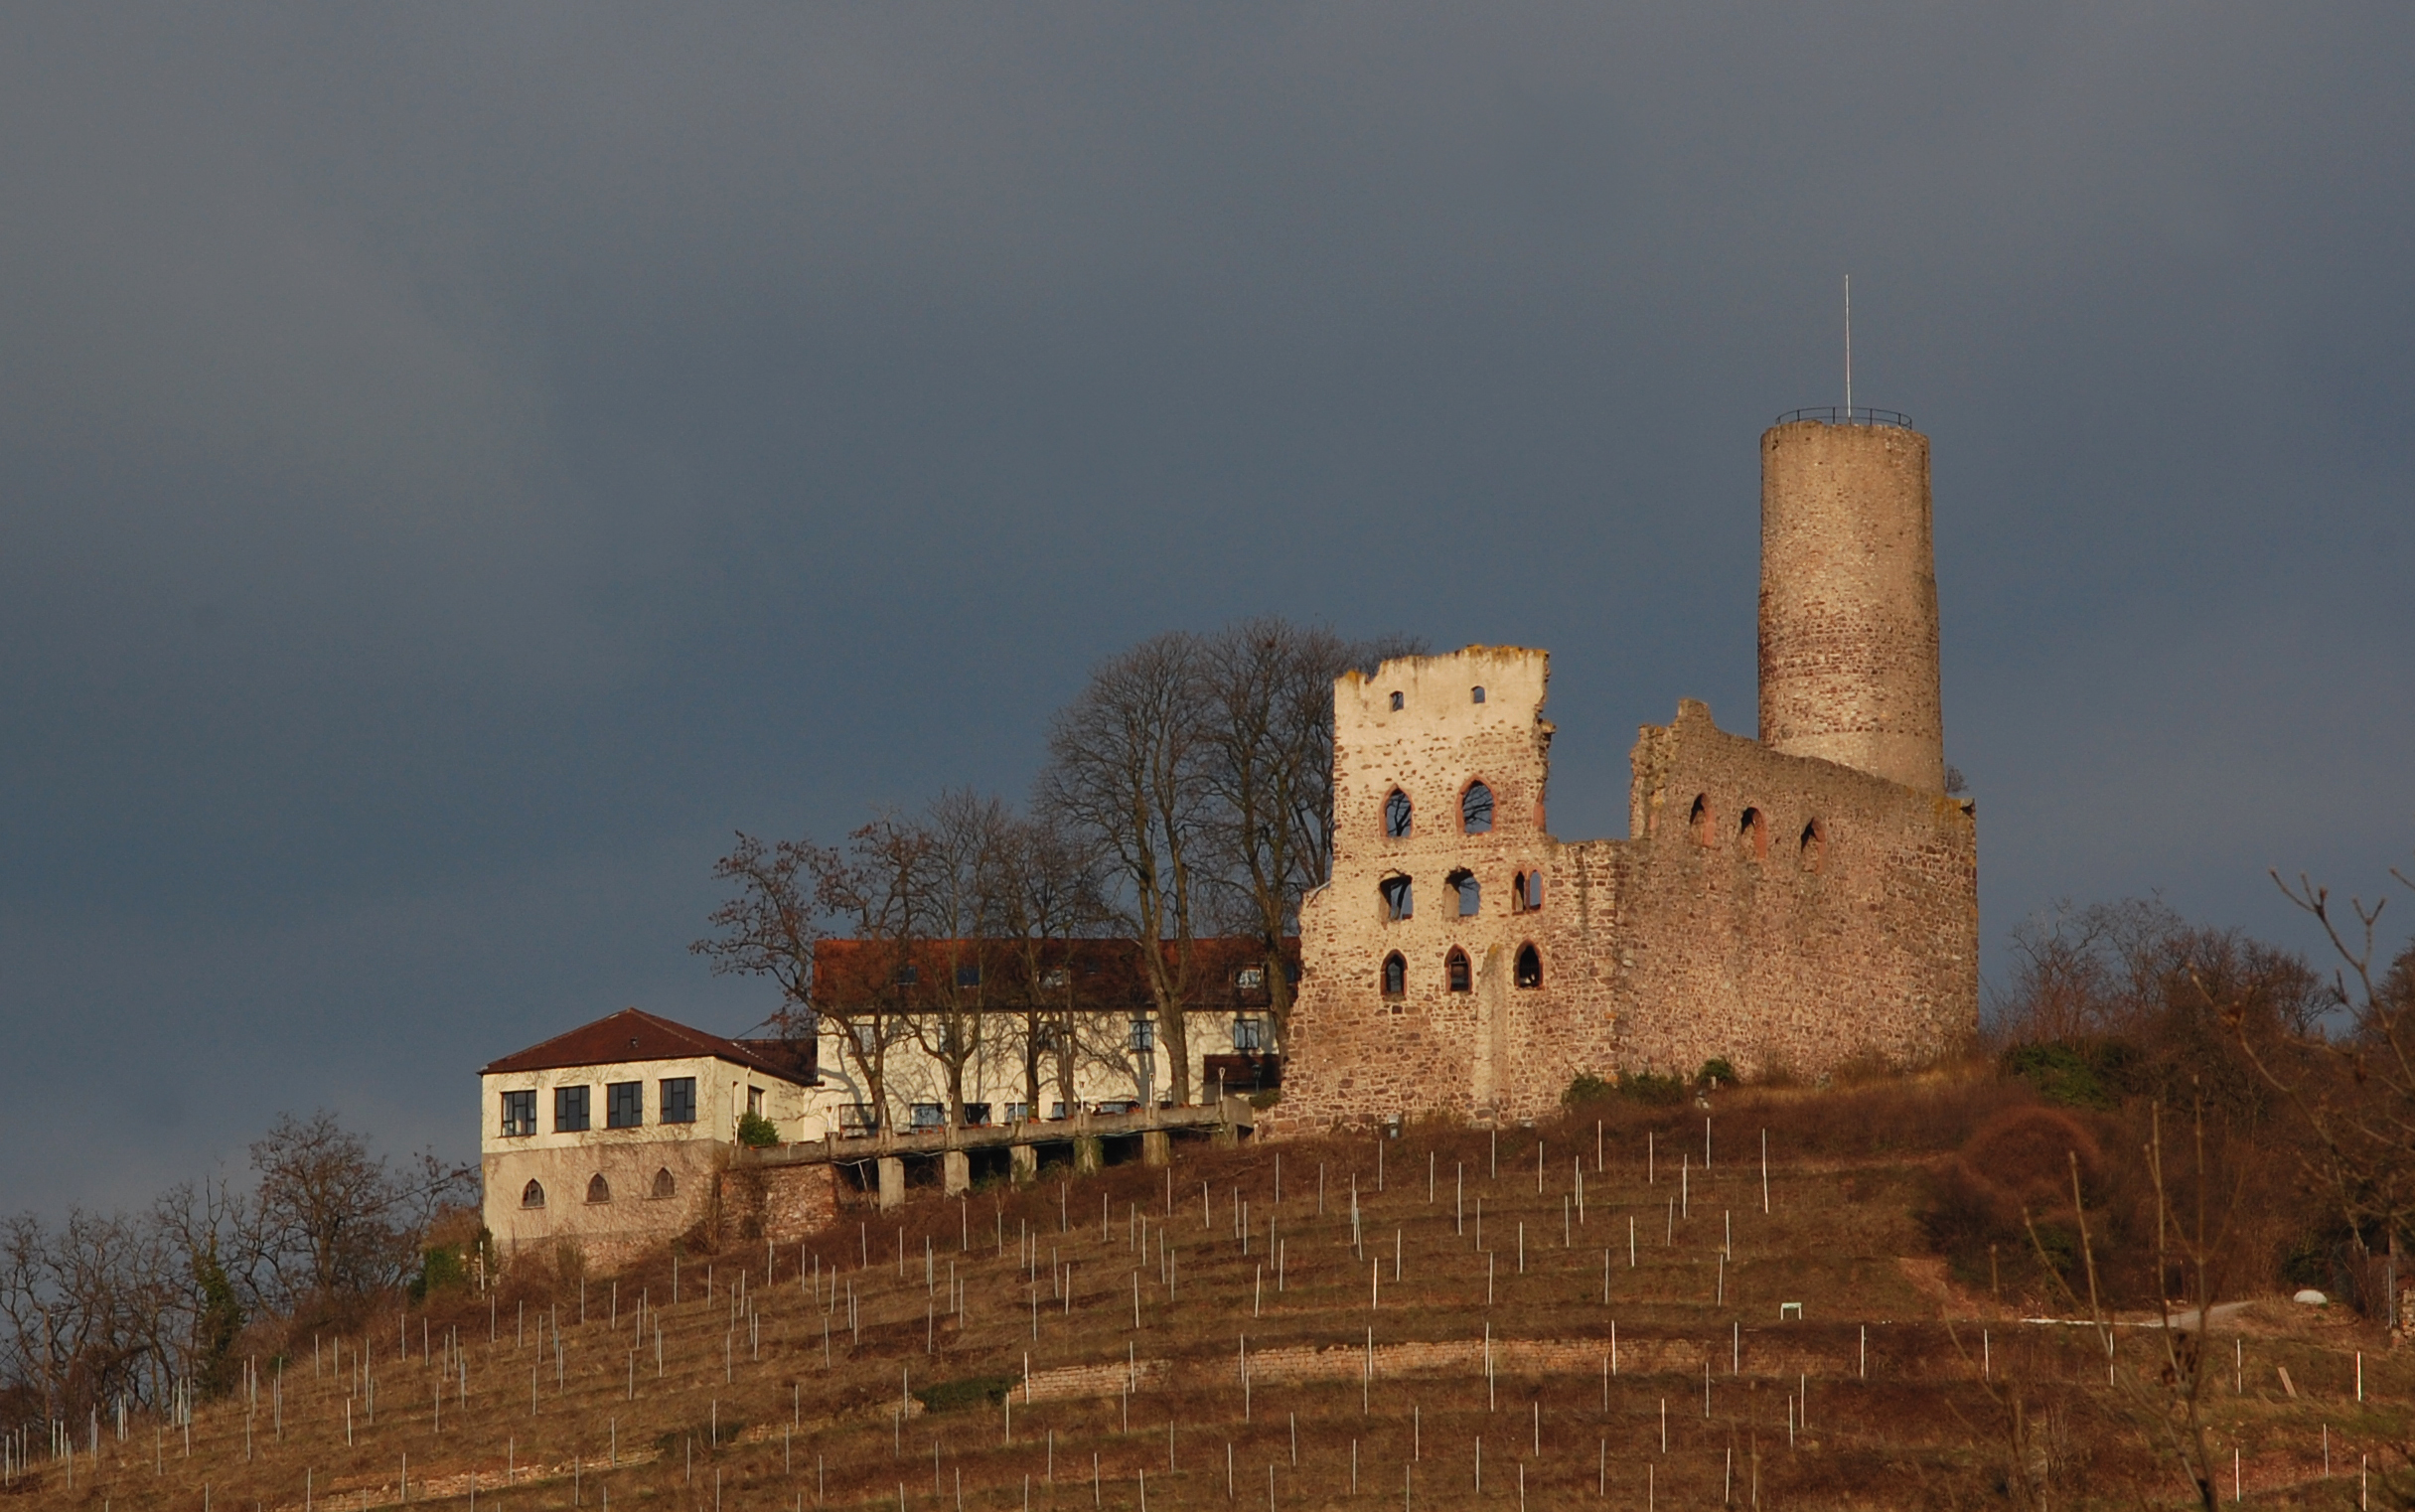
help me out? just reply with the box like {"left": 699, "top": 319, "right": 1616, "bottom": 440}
{"left": 876, "top": 1156, "right": 905, "bottom": 1212}
{"left": 942, "top": 1149, "right": 970, "bottom": 1197}
{"left": 1011, "top": 1144, "right": 1037, "bottom": 1184}
{"left": 1141, "top": 1130, "right": 1170, "bottom": 1167}
{"left": 1074, "top": 1136, "right": 1103, "bottom": 1175}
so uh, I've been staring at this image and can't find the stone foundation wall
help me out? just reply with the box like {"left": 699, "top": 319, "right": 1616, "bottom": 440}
{"left": 717, "top": 1161, "right": 839, "bottom": 1248}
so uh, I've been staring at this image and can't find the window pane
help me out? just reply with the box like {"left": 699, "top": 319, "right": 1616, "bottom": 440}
{"left": 554, "top": 1085, "right": 590, "bottom": 1133}
{"left": 660, "top": 1077, "right": 696, "bottom": 1124}
{"left": 607, "top": 1082, "right": 644, "bottom": 1129}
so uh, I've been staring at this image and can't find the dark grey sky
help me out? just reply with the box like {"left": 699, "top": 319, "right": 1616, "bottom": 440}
{"left": 5, "top": 5, "right": 2409, "bottom": 1214}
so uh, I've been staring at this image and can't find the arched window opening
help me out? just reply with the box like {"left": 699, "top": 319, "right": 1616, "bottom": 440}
{"left": 1460, "top": 780, "right": 1495, "bottom": 834}
{"left": 1799, "top": 819, "right": 1826, "bottom": 873}
{"left": 1380, "top": 875, "right": 1414, "bottom": 921}
{"left": 1470, "top": 686, "right": 1486, "bottom": 704}
{"left": 1381, "top": 953, "right": 1407, "bottom": 998}
{"left": 1739, "top": 808, "right": 1767, "bottom": 862}
{"left": 1384, "top": 789, "right": 1414, "bottom": 838}
{"left": 1513, "top": 944, "right": 1543, "bottom": 989}
{"left": 1389, "top": 690, "right": 1404, "bottom": 711}
{"left": 652, "top": 1167, "right": 677, "bottom": 1200}
{"left": 1449, "top": 869, "right": 1480, "bottom": 916}
{"left": 521, "top": 1179, "right": 545, "bottom": 1209}
{"left": 1523, "top": 870, "right": 1544, "bottom": 911}
{"left": 1445, "top": 948, "right": 1472, "bottom": 993}
{"left": 586, "top": 1174, "right": 612, "bottom": 1204}
{"left": 1688, "top": 794, "right": 1712, "bottom": 846}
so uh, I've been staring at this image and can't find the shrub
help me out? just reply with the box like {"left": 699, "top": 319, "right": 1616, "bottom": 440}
{"left": 1562, "top": 1073, "right": 1614, "bottom": 1107}
{"left": 736, "top": 1112, "right": 781, "bottom": 1147}
{"left": 2001, "top": 1039, "right": 2141, "bottom": 1110}
{"left": 1616, "top": 1070, "right": 1689, "bottom": 1106}
{"left": 408, "top": 1244, "right": 468, "bottom": 1302}
{"left": 914, "top": 1375, "right": 1015, "bottom": 1413}
{"left": 1919, "top": 1105, "right": 2105, "bottom": 1294}
{"left": 1699, "top": 1058, "right": 1737, "bottom": 1089}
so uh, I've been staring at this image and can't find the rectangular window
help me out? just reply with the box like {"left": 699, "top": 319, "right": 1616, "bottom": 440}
{"left": 554, "top": 1085, "right": 590, "bottom": 1134}
{"left": 841, "top": 1103, "right": 879, "bottom": 1135}
{"left": 501, "top": 1090, "right": 536, "bottom": 1137}
{"left": 606, "top": 1082, "right": 643, "bottom": 1129}
{"left": 1003, "top": 1102, "right": 1030, "bottom": 1125}
{"left": 963, "top": 1102, "right": 992, "bottom": 1127}
{"left": 1233, "top": 1016, "right": 1267, "bottom": 1052}
{"left": 1129, "top": 1017, "right": 1154, "bottom": 1053}
{"left": 660, "top": 1077, "right": 697, "bottom": 1125}
{"left": 911, "top": 1102, "right": 945, "bottom": 1130}
{"left": 1236, "top": 966, "right": 1265, "bottom": 991}
{"left": 747, "top": 1085, "right": 764, "bottom": 1119}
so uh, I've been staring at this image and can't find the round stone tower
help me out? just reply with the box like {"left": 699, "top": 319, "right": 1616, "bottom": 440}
{"left": 1756, "top": 413, "right": 1944, "bottom": 792}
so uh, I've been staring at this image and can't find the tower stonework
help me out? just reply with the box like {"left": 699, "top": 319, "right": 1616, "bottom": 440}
{"left": 1757, "top": 419, "right": 1944, "bottom": 792}
{"left": 1276, "top": 412, "right": 1978, "bottom": 1130}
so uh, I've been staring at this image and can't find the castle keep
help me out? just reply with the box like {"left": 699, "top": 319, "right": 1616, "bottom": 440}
{"left": 1279, "top": 414, "right": 1978, "bottom": 1126}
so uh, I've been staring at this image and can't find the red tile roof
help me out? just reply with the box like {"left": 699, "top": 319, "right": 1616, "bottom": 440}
{"left": 482, "top": 1007, "right": 816, "bottom": 1085}
{"left": 812, "top": 937, "right": 1294, "bottom": 1012}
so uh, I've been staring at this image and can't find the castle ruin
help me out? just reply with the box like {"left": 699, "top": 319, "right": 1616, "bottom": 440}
{"left": 1278, "top": 414, "right": 1979, "bottom": 1126}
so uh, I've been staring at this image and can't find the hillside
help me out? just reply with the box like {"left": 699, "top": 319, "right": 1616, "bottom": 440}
{"left": 14, "top": 1079, "right": 2403, "bottom": 1510}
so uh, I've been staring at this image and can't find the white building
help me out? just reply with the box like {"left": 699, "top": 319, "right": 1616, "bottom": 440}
{"left": 479, "top": 1008, "right": 825, "bottom": 1267}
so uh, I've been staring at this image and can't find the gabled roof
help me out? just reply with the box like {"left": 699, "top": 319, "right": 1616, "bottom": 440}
{"left": 482, "top": 1007, "right": 816, "bottom": 1086}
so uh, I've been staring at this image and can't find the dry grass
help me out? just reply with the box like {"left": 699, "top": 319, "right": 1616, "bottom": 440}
{"left": 16, "top": 1086, "right": 2406, "bottom": 1510}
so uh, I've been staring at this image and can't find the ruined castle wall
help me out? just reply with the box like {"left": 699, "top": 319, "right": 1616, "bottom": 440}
{"left": 1280, "top": 654, "right": 1978, "bottom": 1133}
{"left": 1280, "top": 648, "right": 1573, "bottom": 1126}
{"left": 1607, "top": 699, "right": 1976, "bottom": 1079}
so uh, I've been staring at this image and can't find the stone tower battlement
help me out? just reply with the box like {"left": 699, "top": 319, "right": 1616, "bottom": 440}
{"left": 1758, "top": 417, "right": 1944, "bottom": 792}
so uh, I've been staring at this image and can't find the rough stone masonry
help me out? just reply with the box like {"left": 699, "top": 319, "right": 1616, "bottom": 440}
{"left": 1279, "top": 415, "right": 1979, "bottom": 1128}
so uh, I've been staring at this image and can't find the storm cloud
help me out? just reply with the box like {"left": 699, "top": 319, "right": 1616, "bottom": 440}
{"left": 3, "top": 4, "right": 2408, "bottom": 1210}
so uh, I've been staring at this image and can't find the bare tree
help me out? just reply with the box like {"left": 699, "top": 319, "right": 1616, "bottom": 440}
{"left": 692, "top": 832, "right": 835, "bottom": 1044}
{"left": 1042, "top": 632, "right": 1212, "bottom": 1105}
{"left": 2009, "top": 1108, "right": 2239, "bottom": 1512}
{"left": 986, "top": 811, "right": 1111, "bottom": 1120}
{"left": 2253, "top": 860, "right": 2415, "bottom": 1313}
{"left": 1198, "top": 619, "right": 1425, "bottom": 1051}
{"left": 244, "top": 1113, "right": 470, "bottom": 1309}
{"left": 815, "top": 812, "right": 944, "bottom": 1131}
{"left": 0, "top": 1209, "right": 186, "bottom": 1420}
{"left": 912, "top": 790, "right": 1010, "bottom": 1127}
